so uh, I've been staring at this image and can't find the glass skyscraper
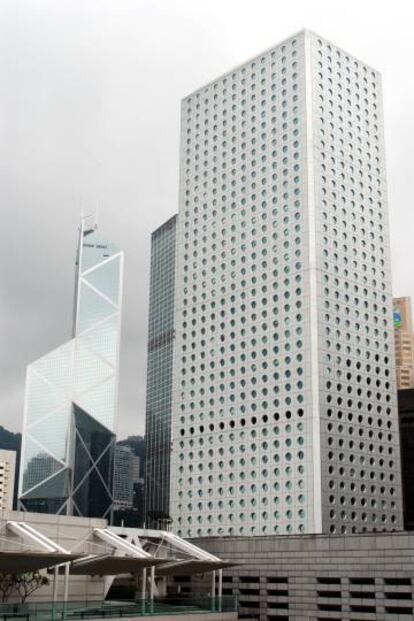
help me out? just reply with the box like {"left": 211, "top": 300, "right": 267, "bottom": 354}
{"left": 19, "top": 218, "right": 123, "bottom": 518}
{"left": 144, "top": 215, "right": 177, "bottom": 526}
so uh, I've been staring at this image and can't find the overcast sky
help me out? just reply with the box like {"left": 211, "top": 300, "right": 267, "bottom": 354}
{"left": 0, "top": 0, "right": 413, "bottom": 439}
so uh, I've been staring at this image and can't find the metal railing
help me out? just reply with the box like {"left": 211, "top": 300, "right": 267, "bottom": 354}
{"left": 0, "top": 596, "right": 238, "bottom": 620}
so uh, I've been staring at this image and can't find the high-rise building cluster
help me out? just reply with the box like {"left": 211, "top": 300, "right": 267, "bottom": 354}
{"left": 12, "top": 26, "right": 413, "bottom": 559}
{"left": 9, "top": 27, "right": 414, "bottom": 620}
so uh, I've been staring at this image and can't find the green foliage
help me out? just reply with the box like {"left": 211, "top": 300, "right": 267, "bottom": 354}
{"left": 0, "top": 573, "right": 15, "bottom": 602}
{"left": 0, "top": 571, "right": 49, "bottom": 603}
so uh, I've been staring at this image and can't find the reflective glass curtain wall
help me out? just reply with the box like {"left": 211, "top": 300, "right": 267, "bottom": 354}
{"left": 19, "top": 219, "right": 123, "bottom": 518}
{"left": 144, "top": 215, "right": 177, "bottom": 526}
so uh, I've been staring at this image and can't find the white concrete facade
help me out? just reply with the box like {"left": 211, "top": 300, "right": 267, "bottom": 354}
{"left": 0, "top": 450, "right": 15, "bottom": 511}
{"left": 170, "top": 31, "right": 403, "bottom": 538}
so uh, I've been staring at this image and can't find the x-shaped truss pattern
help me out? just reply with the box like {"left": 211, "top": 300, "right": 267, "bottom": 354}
{"left": 19, "top": 219, "right": 123, "bottom": 517}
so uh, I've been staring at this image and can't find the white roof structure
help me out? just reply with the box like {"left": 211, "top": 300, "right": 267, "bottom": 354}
{"left": 0, "top": 521, "right": 238, "bottom": 578}
{"left": 111, "top": 528, "right": 239, "bottom": 577}
{"left": 0, "top": 521, "right": 82, "bottom": 572}
{"left": 69, "top": 528, "right": 162, "bottom": 575}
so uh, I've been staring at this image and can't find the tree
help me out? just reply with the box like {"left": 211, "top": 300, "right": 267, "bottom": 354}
{"left": 0, "top": 571, "right": 49, "bottom": 603}
{"left": 14, "top": 572, "right": 49, "bottom": 603}
{"left": 0, "top": 573, "right": 15, "bottom": 602}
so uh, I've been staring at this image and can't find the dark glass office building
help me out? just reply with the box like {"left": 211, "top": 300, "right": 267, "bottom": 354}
{"left": 398, "top": 388, "right": 414, "bottom": 530}
{"left": 144, "top": 215, "right": 177, "bottom": 527}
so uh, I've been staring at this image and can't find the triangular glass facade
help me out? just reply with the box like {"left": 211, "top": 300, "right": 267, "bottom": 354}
{"left": 19, "top": 220, "right": 123, "bottom": 519}
{"left": 72, "top": 404, "right": 115, "bottom": 518}
{"left": 83, "top": 255, "right": 121, "bottom": 305}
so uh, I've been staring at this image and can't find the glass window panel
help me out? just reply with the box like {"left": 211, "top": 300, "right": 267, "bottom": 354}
{"left": 81, "top": 231, "right": 120, "bottom": 271}
{"left": 73, "top": 469, "right": 112, "bottom": 518}
{"left": 28, "top": 406, "right": 71, "bottom": 462}
{"left": 31, "top": 341, "right": 74, "bottom": 396}
{"left": 25, "top": 369, "right": 63, "bottom": 426}
{"left": 78, "top": 282, "right": 117, "bottom": 333}
{"left": 83, "top": 256, "right": 121, "bottom": 305}
{"left": 73, "top": 341, "right": 114, "bottom": 395}
{"left": 21, "top": 437, "right": 65, "bottom": 495}
{"left": 76, "top": 376, "right": 116, "bottom": 431}
{"left": 78, "top": 316, "right": 119, "bottom": 366}
{"left": 23, "top": 468, "right": 70, "bottom": 499}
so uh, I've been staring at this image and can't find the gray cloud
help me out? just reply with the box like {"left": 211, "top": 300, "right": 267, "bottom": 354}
{"left": 0, "top": 0, "right": 413, "bottom": 439}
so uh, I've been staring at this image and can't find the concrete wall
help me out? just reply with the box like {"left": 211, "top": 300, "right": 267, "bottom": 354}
{"left": 180, "top": 532, "right": 414, "bottom": 621}
{"left": 95, "top": 612, "right": 238, "bottom": 621}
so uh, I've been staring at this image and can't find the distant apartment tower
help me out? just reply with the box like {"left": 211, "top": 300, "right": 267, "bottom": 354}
{"left": 393, "top": 297, "right": 414, "bottom": 389}
{"left": 169, "top": 30, "right": 403, "bottom": 537}
{"left": 0, "top": 450, "right": 16, "bottom": 510}
{"left": 144, "top": 215, "right": 177, "bottom": 526}
{"left": 113, "top": 445, "right": 140, "bottom": 510}
{"left": 19, "top": 218, "right": 123, "bottom": 518}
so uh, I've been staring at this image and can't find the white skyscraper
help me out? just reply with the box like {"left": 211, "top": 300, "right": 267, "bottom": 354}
{"left": 170, "top": 30, "right": 403, "bottom": 538}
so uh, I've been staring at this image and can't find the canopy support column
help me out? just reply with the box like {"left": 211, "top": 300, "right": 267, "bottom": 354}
{"left": 150, "top": 566, "right": 155, "bottom": 601}
{"left": 53, "top": 565, "right": 59, "bottom": 602}
{"left": 138, "top": 570, "right": 146, "bottom": 614}
{"left": 218, "top": 568, "right": 223, "bottom": 611}
{"left": 211, "top": 570, "right": 216, "bottom": 611}
{"left": 63, "top": 563, "right": 70, "bottom": 602}
{"left": 149, "top": 566, "right": 155, "bottom": 614}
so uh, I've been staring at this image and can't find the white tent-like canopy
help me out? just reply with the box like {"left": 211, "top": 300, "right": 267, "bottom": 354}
{"left": 0, "top": 521, "right": 239, "bottom": 602}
